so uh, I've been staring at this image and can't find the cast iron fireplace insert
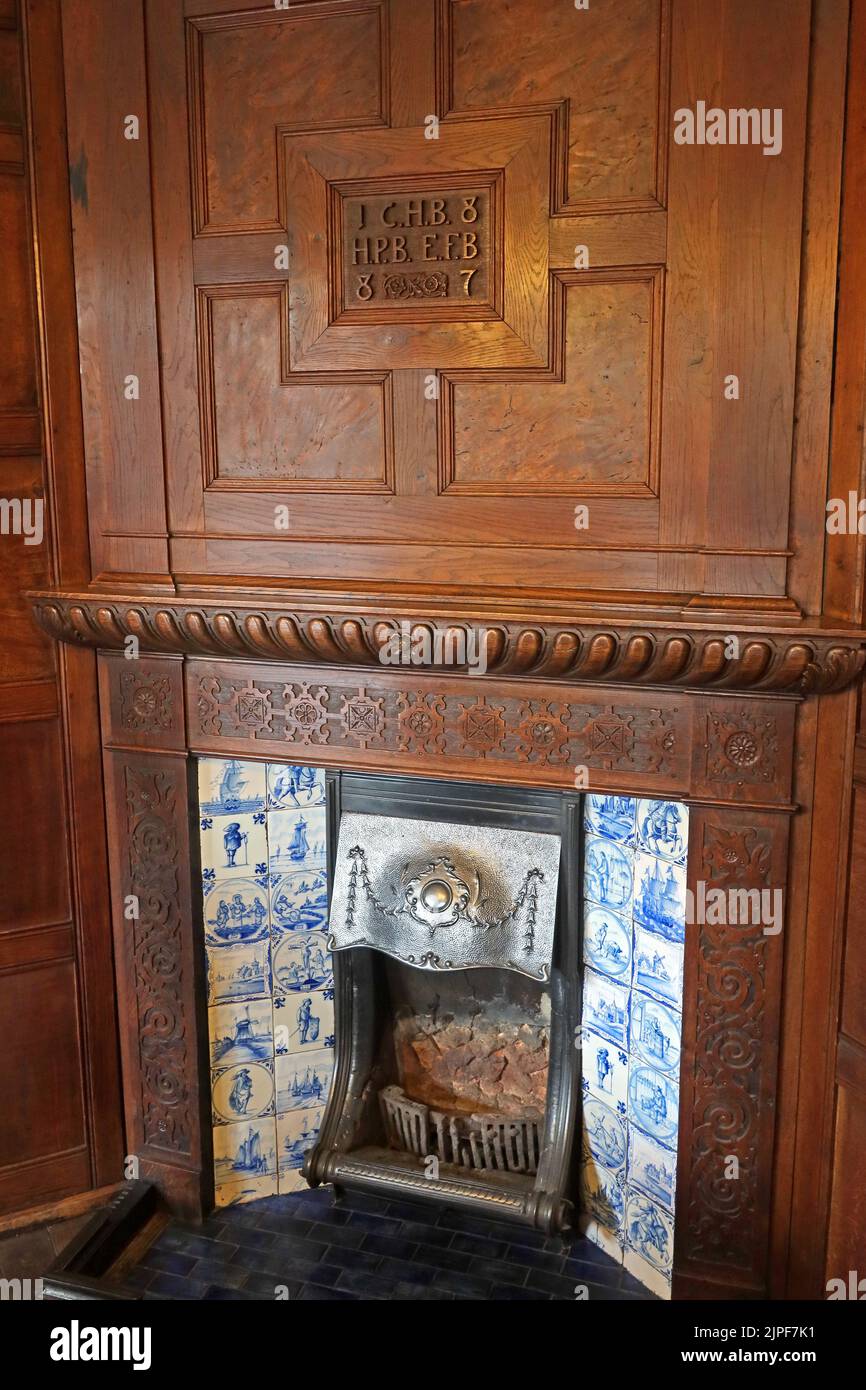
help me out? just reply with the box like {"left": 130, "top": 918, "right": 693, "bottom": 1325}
{"left": 304, "top": 772, "right": 582, "bottom": 1234}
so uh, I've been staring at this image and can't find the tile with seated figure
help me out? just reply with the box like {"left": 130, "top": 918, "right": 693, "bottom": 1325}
{"left": 275, "top": 1048, "right": 334, "bottom": 1115}
{"left": 204, "top": 877, "right": 270, "bottom": 948}
{"left": 633, "top": 851, "right": 687, "bottom": 943}
{"left": 198, "top": 759, "right": 266, "bottom": 818}
{"left": 635, "top": 799, "right": 688, "bottom": 864}
{"left": 584, "top": 835, "right": 633, "bottom": 913}
{"left": 628, "top": 1127, "right": 677, "bottom": 1212}
{"left": 582, "top": 1096, "right": 627, "bottom": 1176}
{"left": 269, "top": 806, "right": 327, "bottom": 879}
{"left": 277, "top": 1108, "right": 323, "bottom": 1188}
{"left": 212, "top": 1059, "right": 275, "bottom": 1126}
{"left": 209, "top": 999, "right": 274, "bottom": 1066}
{"left": 274, "top": 988, "right": 335, "bottom": 1056}
{"left": 583, "top": 904, "right": 632, "bottom": 982}
{"left": 628, "top": 1061, "right": 679, "bottom": 1147}
{"left": 630, "top": 992, "right": 682, "bottom": 1075}
{"left": 581, "top": 1027, "right": 628, "bottom": 1111}
{"left": 272, "top": 931, "right": 333, "bottom": 995}
{"left": 582, "top": 968, "right": 629, "bottom": 1049}
{"left": 585, "top": 794, "right": 636, "bottom": 845}
{"left": 267, "top": 763, "right": 326, "bottom": 810}
{"left": 269, "top": 865, "right": 328, "bottom": 935}
{"left": 200, "top": 812, "right": 268, "bottom": 888}
{"left": 207, "top": 940, "right": 271, "bottom": 1006}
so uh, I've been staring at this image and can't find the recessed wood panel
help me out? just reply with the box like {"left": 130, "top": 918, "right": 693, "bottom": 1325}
{"left": 446, "top": 272, "right": 661, "bottom": 495}
{"left": 0, "top": 458, "right": 53, "bottom": 684}
{"left": 0, "top": 958, "right": 86, "bottom": 1168}
{"left": 0, "top": 173, "right": 37, "bottom": 411}
{"left": 189, "top": 2, "right": 387, "bottom": 233}
{"left": 0, "top": 718, "right": 70, "bottom": 930}
{"left": 444, "top": 0, "right": 666, "bottom": 211}
{"left": 202, "top": 288, "right": 391, "bottom": 491}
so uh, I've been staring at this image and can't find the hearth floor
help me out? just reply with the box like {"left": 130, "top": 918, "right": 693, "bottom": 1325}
{"left": 125, "top": 1185, "right": 657, "bottom": 1301}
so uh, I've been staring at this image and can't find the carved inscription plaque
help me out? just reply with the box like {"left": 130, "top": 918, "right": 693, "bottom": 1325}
{"left": 337, "top": 182, "right": 495, "bottom": 318}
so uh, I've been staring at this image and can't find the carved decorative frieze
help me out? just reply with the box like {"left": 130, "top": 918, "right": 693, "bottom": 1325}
{"left": 31, "top": 592, "right": 866, "bottom": 695}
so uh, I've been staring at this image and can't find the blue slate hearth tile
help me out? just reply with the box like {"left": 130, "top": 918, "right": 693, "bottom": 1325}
{"left": 376, "top": 1256, "right": 438, "bottom": 1288}
{"left": 145, "top": 1272, "right": 209, "bottom": 1301}
{"left": 360, "top": 1232, "right": 420, "bottom": 1261}
{"left": 242, "top": 1271, "right": 303, "bottom": 1300}
{"left": 308, "top": 1222, "right": 366, "bottom": 1250}
{"left": 391, "top": 1281, "right": 455, "bottom": 1300}
{"left": 202, "top": 1285, "right": 261, "bottom": 1301}
{"left": 490, "top": 1284, "right": 551, "bottom": 1300}
{"left": 466, "top": 1256, "right": 529, "bottom": 1287}
{"left": 344, "top": 1211, "right": 403, "bottom": 1237}
{"left": 407, "top": 1243, "right": 473, "bottom": 1274}
{"left": 397, "top": 1220, "right": 454, "bottom": 1249}
{"left": 189, "top": 1258, "right": 250, "bottom": 1290}
{"left": 526, "top": 1266, "right": 590, "bottom": 1299}
{"left": 563, "top": 1255, "right": 621, "bottom": 1288}
{"left": 431, "top": 1268, "right": 495, "bottom": 1299}
{"left": 139, "top": 1249, "right": 198, "bottom": 1278}
{"left": 320, "top": 1244, "right": 383, "bottom": 1273}
{"left": 298, "top": 1283, "right": 361, "bottom": 1301}
{"left": 448, "top": 1231, "right": 509, "bottom": 1260}
{"left": 503, "top": 1244, "right": 566, "bottom": 1274}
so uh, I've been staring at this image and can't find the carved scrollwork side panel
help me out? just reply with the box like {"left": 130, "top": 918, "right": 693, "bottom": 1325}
{"left": 674, "top": 808, "right": 789, "bottom": 1296}
{"left": 104, "top": 749, "right": 209, "bottom": 1217}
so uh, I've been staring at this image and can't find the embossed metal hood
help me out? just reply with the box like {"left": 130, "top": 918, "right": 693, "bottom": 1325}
{"left": 328, "top": 811, "right": 561, "bottom": 981}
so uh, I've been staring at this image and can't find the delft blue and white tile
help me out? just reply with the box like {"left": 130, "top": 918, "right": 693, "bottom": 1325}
{"left": 209, "top": 1000, "right": 274, "bottom": 1066}
{"left": 628, "top": 1062, "right": 679, "bottom": 1147}
{"left": 213, "top": 1116, "right": 277, "bottom": 1186}
{"left": 270, "top": 866, "right": 329, "bottom": 935}
{"left": 582, "top": 1096, "right": 627, "bottom": 1176}
{"left": 207, "top": 940, "right": 271, "bottom": 1006}
{"left": 636, "top": 799, "right": 688, "bottom": 864}
{"left": 204, "top": 877, "right": 270, "bottom": 948}
{"left": 275, "top": 1048, "right": 334, "bottom": 1114}
{"left": 198, "top": 759, "right": 266, "bottom": 818}
{"left": 269, "top": 807, "right": 327, "bottom": 878}
{"left": 212, "top": 1059, "right": 275, "bottom": 1126}
{"left": 582, "top": 968, "right": 629, "bottom": 1049}
{"left": 584, "top": 834, "right": 633, "bottom": 913}
{"left": 633, "top": 852, "right": 687, "bottom": 943}
{"left": 267, "top": 763, "right": 326, "bottom": 810}
{"left": 277, "top": 1108, "right": 323, "bottom": 1190}
{"left": 625, "top": 1189, "right": 674, "bottom": 1279}
{"left": 581, "top": 1028, "right": 628, "bottom": 1111}
{"left": 580, "top": 1157, "right": 626, "bottom": 1238}
{"left": 215, "top": 1172, "right": 279, "bottom": 1207}
{"left": 200, "top": 812, "right": 268, "bottom": 890}
{"left": 628, "top": 1127, "right": 676, "bottom": 1212}
{"left": 584, "top": 794, "right": 636, "bottom": 846}
{"left": 272, "top": 931, "right": 333, "bottom": 995}
{"left": 274, "top": 988, "right": 335, "bottom": 1056}
{"left": 583, "top": 904, "right": 632, "bottom": 982}
{"left": 632, "top": 927, "right": 683, "bottom": 1008}
{"left": 630, "top": 992, "right": 682, "bottom": 1076}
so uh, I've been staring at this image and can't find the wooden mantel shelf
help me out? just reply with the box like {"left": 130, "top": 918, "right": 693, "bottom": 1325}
{"left": 29, "top": 587, "right": 866, "bottom": 696}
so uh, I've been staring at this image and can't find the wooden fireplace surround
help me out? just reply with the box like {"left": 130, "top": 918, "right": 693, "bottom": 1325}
{"left": 16, "top": 0, "right": 866, "bottom": 1304}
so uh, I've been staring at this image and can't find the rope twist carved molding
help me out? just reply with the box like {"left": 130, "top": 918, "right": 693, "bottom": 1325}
{"left": 30, "top": 594, "right": 866, "bottom": 695}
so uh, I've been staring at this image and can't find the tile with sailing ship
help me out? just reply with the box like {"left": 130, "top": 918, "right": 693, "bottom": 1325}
{"left": 200, "top": 812, "right": 268, "bottom": 888}
{"left": 275, "top": 1048, "right": 334, "bottom": 1115}
{"left": 204, "top": 877, "right": 270, "bottom": 948}
{"left": 272, "top": 931, "right": 333, "bottom": 995}
{"left": 633, "top": 851, "right": 687, "bottom": 943}
{"left": 198, "top": 758, "right": 266, "bottom": 817}
{"left": 274, "top": 988, "right": 335, "bottom": 1056}
{"left": 277, "top": 1108, "right": 324, "bottom": 1187}
{"left": 213, "top": 1116, "right": 278, "bottom": 1187}
{"left": 582, "top": 968, "right": 630, "bottom": 1049}
{"left": 584, "top": 834, "right": 633, "bottom": 913}
{"left": 267, "top": 762, "right": 326, "bottom": 810}
{"left": 269, "top": 806, "right": 327, "bottom": 881}
{"left": 585, "top": 794, "right": 636, "bottom": 845}
{"left": 635, "top": 799, "right": 688, "bottom": 864}
{"left": 582, "top": 1096, "right": 627, "bottom": 1176}
{"left": 209, "top": 999, "right": 274, "bottom": 1066}
{"left": 215, "top": 1172, "right": 278, "bottom": 1208}
{"left": 583, "top": 904, "right": 632, "bottom": 982}
{"left": 212, "top": 1059, "right": 275, "bottom": 1126}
